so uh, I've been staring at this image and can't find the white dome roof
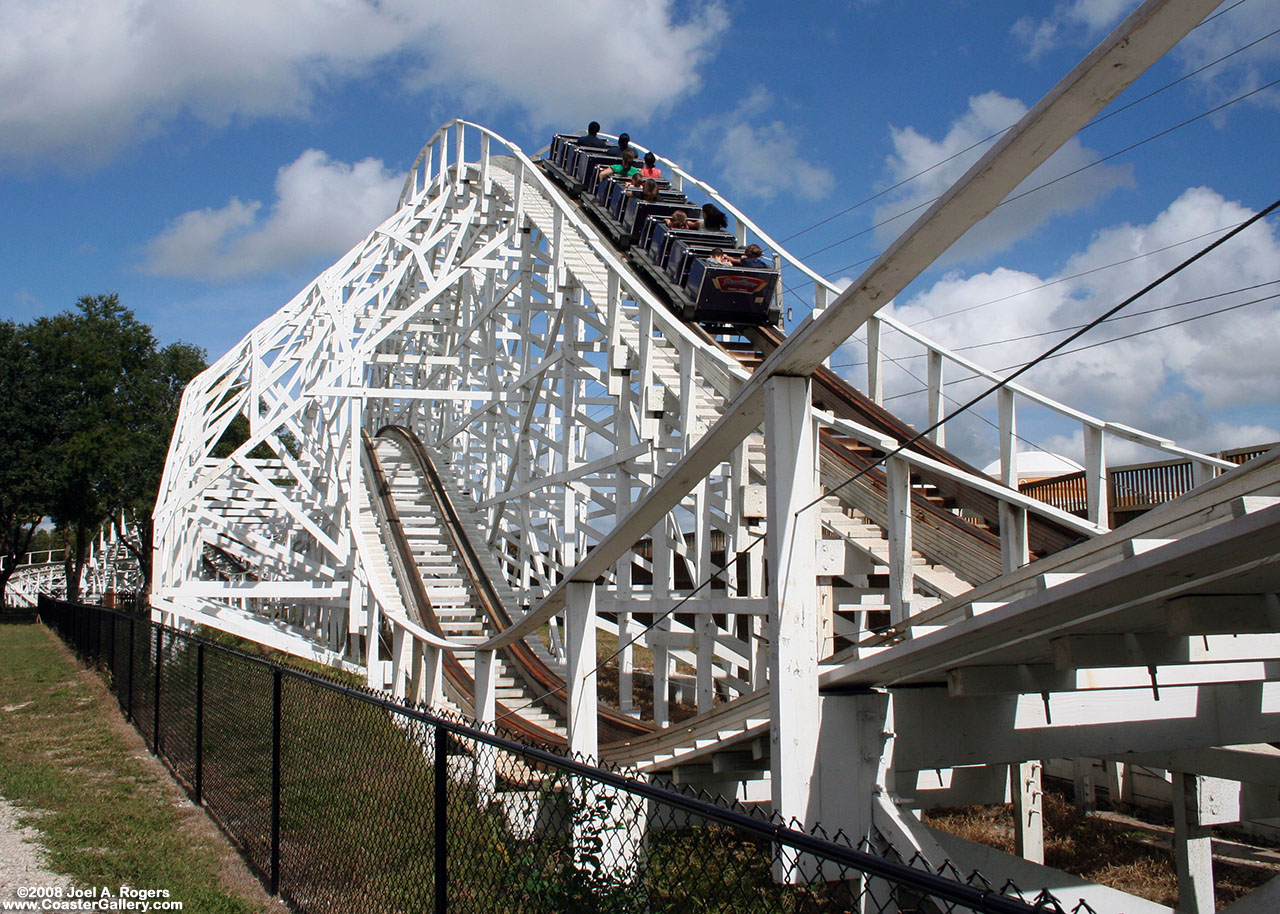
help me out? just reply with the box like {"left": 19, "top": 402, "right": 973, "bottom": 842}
{"left": 982, "top": 451, "right": 1083, "bottom": 482}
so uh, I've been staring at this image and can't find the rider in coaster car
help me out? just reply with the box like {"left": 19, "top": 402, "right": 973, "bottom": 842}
{"left": 733, "top": 244, "right": 770, "bottom": 269}
{"left": 598, "top": 149, "right": 641, "bottom": 182}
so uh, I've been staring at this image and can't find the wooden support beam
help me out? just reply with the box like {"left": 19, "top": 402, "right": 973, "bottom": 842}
{"left": 473, "top": 649, "right": 497, "bottom": 806}
{"left": 1173, "top": 771, "right": 1216, "bottom": 914}
{"left": 947, "top": 659, "right": 1280, "bottom": 696}
{"left": 765, "top": 376, "right": 821, "bottom": 830}
{"left": 890, "top": 681, "right": 1280, "bottom": 771}
{"left": 1107, "top": 744, "right": 1280, "bottom": 788}
{"left": 1166, "top": 593, "right": 1280, "bottom": 635}
{"left": 566, "top": 581, "right": 598, "bottom": 761}
{"left": 886, "top": 456, "right": 913, "bottom": 624}
{"left": 1053, "top": 632, "right": 1280, "bottom": 669}
{"left": 1012, "top": 761, "right": 1044, "bottom": 864}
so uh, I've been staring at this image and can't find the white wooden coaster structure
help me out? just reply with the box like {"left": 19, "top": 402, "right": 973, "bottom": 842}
{"left": 148, "top": 2, "right": 1279, "bottom": 909}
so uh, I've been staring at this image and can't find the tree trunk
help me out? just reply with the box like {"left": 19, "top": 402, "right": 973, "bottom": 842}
{"left": 64, "top": 523, "right": 90, "bottom": 604}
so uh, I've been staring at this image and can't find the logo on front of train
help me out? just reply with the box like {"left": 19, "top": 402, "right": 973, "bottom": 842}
{"left": 711, "top": 275, "right": 770, "bottom": 296}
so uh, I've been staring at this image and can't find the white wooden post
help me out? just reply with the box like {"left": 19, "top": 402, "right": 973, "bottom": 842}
{"left": 998, "top": 389, "right": 1029, "bottom": 572}
{"left": 886, "top": 455, "right": 913, "bottom": 624}
{"left": 926, "top": 349, "right": 945, "bottom": 447}
{"left": 418, "top": 643, "right": 445, "bottom": 709}
{"left": 1191, "top": 459, "right": 1216, "bottom": 489}
{"left": 365, "top": 591, "right": 381, "bottom": 690}
{"left": 391, "top": 625, "right": 408, "bottom": 700}
{"left": 618, "top": 611, "right": 634, "bottom": 715}
{"left": 1173, "top": 771, "right": 1215, "bottom": 914}
{"left": 473, "top": 649, "right": 497, "bottom": 807}
{"left": 866, "top": 317, "right": 883, "bottom": 405}
{"left": 651, "top": 511, "right": 673, "bottom": 728}
{"left": 817, "top": 690, "right": 893, "bottom": 883}
{"left": 566, "top": 581, "right": 599, "bottom": 761}
{"left": 696, "top": 614, "right": 716, "bottom": 712}
{"left": 765, "top": 375, "right": 820, "bottom": 835}
{"left": 1012, "top": 760, "right": 1044, "bottom": 864}
{"left": 1073, "top": 758, "right": 1097, "bottom": 813}
{"left": 813, "top": 284, "right": 829, "bottom": 317}
{"left": 1084, "top": 423, "right": 1108, "bottom": 528}
{"left": 454, "top": 121, "right": 466, "bottom": 190}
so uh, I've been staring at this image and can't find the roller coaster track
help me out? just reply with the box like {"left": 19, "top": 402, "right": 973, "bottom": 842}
{"left": 148, "top": 4, "right": 1280, "bottom": 909}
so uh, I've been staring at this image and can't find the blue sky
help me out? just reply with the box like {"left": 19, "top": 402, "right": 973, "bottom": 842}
{"left": 2, "top": 0, "right": 1277, "bottom": 466}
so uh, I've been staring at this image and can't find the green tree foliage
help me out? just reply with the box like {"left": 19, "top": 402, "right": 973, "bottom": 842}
{"left": 8, "top": 294, "right": 205, "bottom": 603}
{"left": 0, "top": 320, "right": 50, "bottom": 603}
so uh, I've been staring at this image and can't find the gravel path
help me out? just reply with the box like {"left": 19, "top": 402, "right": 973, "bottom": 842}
{"left": 0, "top": 794, "right": 71, "bottom": 901}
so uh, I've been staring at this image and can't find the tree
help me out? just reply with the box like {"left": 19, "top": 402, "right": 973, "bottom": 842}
{"left": 0, "top": 321, "right": 50, "bottom": 606}
{"left": 28, "top": 294, "right": 205, "bottom": 601}
{"left": 104, "top": 339, "right": 206, "bottom": 590}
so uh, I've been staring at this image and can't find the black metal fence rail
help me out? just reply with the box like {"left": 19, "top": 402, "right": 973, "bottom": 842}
{"left": 39, "top": 595, "right": 1072, "bottom": 914}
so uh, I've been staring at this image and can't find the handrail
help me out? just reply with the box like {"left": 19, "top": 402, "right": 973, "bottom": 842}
{"left": 820, "top": 414, "right": 1104, "bottom": 538}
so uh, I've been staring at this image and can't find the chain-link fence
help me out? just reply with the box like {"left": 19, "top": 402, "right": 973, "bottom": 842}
{"left": 40, "top": 595, "right": 1076, "bottom": 914}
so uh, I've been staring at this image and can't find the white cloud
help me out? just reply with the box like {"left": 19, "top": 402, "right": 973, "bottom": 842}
{"left": 874, "top": 186, "right": 1280, "bottom": 463}
{"left": 142, "top": 149, "right": 402, "bottom": 280}
{"left": 874, "top": 91, "right": 1132, "bottom": 262}
{"left": 1012, "top": 0, "right": 1140, "bottom": 59}
{"left": 0, "top": 0, "right": 727, "bottom": 169}
{"left": 693, "top": 88, "right": 836, "bottom": 203}
{"left": 1013, "top": 0, "right": 1280, "bottom": 120}
{"left": 400, "top": 1, "right": 728, "bottom": 127}
{"left": 1174, "top": 3, "right": 1280, "bottom": 111}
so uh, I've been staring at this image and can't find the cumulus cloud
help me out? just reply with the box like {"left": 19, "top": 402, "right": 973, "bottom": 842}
{"left": 872, "top": 186, "right": 1280, "bottom": 463}
{"left": 1013, "top": 0, "right": 1280, "bottom": 118}
{"left": 142, "top": 149, "right": 402, "bottom": 280}
{"left": 399, "top": 1, "right": 728, "bottom": 127}
{"left": 0, "top": 0, "right": 726, "bottom": 169}
{"left": 692, "top": 88, "right": 836, "bottom": 202}
{"left": 1012, "top": 0, "right": 1139, "bottom": 59}
{"left": 874, "top": 91, "right": 1132, "bottom": 263}
{"left": 1174, "top": 2, "right": 1280, "bottom": 111}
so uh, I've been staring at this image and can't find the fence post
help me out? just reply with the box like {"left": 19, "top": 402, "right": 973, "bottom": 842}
{"left": 270, "top": 668, "right": 282, "bottom": 896}
{"left": 434, "top": 725, "right": 448, "bottom": 914}
{"left": 127, "top": 616, "right": 136, "bottom": 722}
{"left": 194, "top": 643, "right": 205, "bottom": 805}
{"left": 152, "top": 625, "right": 162, "bottom": 752}
{"left": 107, "top": 612, "right": 116, "bottom": 684}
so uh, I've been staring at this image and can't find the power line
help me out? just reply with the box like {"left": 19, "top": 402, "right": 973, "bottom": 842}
{"left": 880, "top": 287, "right": 1280, "bottom": 403}
{"left": 811, "top": 73, "right": 1279, "bottom": 274}
{"left": 800, "top": 194, "right": 1280, "bottom": 513}
{"left": 906, "top": 220, "right": 1255, "bottom": 328}
{"left": 780, "top": 17, "right": 1277, "bottom": 260}
{"left": 835, "top": 278, "right": 1280, "bottom": 370}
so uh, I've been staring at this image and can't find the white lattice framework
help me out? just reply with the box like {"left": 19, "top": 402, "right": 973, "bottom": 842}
{"left": 152, "top": 119, "right": 789, "bottom": 683}
{"left": 152, "top": 90, "right": 1233, "bottom": 674}
{"left": 147, "top": 0, "right": 1241, "bottom": 732}
{"left": 146, "top": 4, "right": 1280, "bottom": 908}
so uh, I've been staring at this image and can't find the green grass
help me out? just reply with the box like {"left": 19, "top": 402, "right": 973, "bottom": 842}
{"left": 0, "top": 619, "right": 269, "bottom": 912}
